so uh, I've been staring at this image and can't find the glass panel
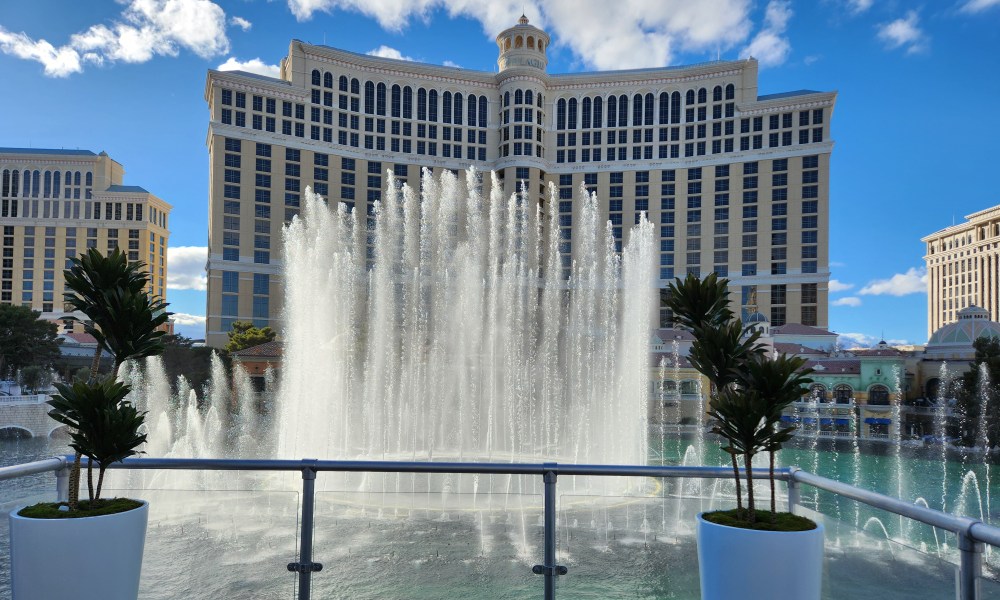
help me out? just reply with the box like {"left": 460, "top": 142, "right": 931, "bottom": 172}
{"left": 980, "top": 572, "right": 1000, "bottom": 595}
{"left": 98, "top": 477, "right": 300, "bottom": 600}
{"left": 313, "top": 473, "right": 541, "bottom": 599}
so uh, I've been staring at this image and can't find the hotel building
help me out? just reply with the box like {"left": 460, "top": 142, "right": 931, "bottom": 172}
{"left": 203, "top": 16, "right": 836, "bottom": 347}
{"left": 923, "top": 205, "right": 1000, "bottom": 337}
{"left": 0, "top": 148, "right": 171, "bottom": 327}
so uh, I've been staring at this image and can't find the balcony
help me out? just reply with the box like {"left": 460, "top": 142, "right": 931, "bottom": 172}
{"left": 3, "top": 457, "right": 1000, "bottom": 599}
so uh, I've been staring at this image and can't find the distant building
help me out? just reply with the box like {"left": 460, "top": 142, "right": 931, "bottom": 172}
{"left": 203, "top": 16, "right": 836, "bottom": 347}
{"left": 0, "top": 148, "right": 172, "bottom": 328}
{"left": 923, "top": 205, "right": 1000, "bottom": 338}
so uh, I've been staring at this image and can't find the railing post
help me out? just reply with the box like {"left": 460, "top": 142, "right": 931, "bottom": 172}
{"left": 288, "top": 461, "right": 322, "bottom": 600}
{"left": 786, "top": 466, "right": 800, "bottom": 515}
{"left": 55, "top": 458, "right": 70, "bottom": 503}
{"left": 532, "top": 463, "right": 566, "bottom": 600}
{"left": 958, "top": 528, "right": 983, "bottom": 600}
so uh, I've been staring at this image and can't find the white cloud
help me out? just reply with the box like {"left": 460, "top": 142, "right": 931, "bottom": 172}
{"left": 171, "top": 312, "right": 207, "bottom": 327}
{"left": 838, "top": 332, "right": 878, "bottom": 348}
{"left": 366, "top": 45, "right": 414, "bottom": 61}
{"left": 877, "top": 11, "right": 927, "bottom": 54}
{"left": 442, "top": 59, "right": 462, "bottom": 68}
{"left": 218, "top": 56, "right": 280, "bottom": 78}
{"left": 961, "top": 0, "right": 1000, "bottom": 13}
{"left": 289, "top": 0, "right": 756, "bottom": 70}
{"left": 230, "top": 16, "right": 253, "bottom": 31}
{"left": 846, "top": 0, "right": 873, "bottom": 14}
{"left": 0, "top": 0, "right": 231, "bottom": 76}
{"left": 167, "top": 246, "right": 207, "bottom": 291}
{"left": 832, "top": 296, "right": 862, "bottom": 307}
{"left": 740, "top": 0, "right": 792, "bottom": 67}
{"left": 859, "top": 267, "right": 927, "bottom": 296}
{"left": 829, "top": 279, "right": 854, "bottom": 292}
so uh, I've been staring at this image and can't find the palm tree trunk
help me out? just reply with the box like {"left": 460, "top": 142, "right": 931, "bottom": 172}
{"left": 89, "top": 344, "right": 102, "bottom": 380}
{"left": 87, "top": 459, "right": 94, "bottom": 502}
{"left": 96, "top": 466, "right": 106, "bottom": 502}
{"left": 730, "top": 452, "right": 744, "bottom": 518}
{"left": 769, "top": 450, "right": 777, "bottom": 523}
{"left": 68, "top": 452, "right": 81, "bottom": 510}
{"left": 744, "top": 451, "right": 755, "bottom": 523}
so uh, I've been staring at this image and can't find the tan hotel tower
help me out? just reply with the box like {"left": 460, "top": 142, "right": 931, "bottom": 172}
{"left": 1, "top": 148, "right": 171, "bottom": 327}
{"left": 923, "top": 205, "right": 1000, "bottom": 338}
{"left": 204, "top": 17, "right": 836, "bottom": 347}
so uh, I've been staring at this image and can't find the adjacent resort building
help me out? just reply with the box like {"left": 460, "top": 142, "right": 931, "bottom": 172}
{"left": 923, "top": 204, "right": 1000, "bottom": 337}
{"left": 203, "top": 16, "right": 837, "bottom": 347}
{"left": 0, "top": 148, "right": 172, "bottom": 328}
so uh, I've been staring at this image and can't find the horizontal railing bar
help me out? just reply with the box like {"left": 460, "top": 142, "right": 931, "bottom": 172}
{"left": 969, "top": 522, "right": 1000, "bottom": 548}
{"left": 791, "top": 469, "right": 983, "bottom": 536}
{"left": 88, "top": 456, "right": 790, "bottom": 480}
{"left": 0, "top": 457, "right": 67, "bottom": 481}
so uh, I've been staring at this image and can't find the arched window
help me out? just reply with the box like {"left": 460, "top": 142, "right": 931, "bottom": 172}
{"left": 538, "top": 41, "right": 544, "bottom": 52}
{"left": 834, "top": 384, "right": 853, "bottom": 404}
{"left": 593, "top": 96, "right": 603, "bottom": 128}
{"left": 364, "top": 81, "right": 375, "bottom": 114}
{"left": 607, "top": 96, "right": 616, "bottom": 127}
{"left": 514, "top": 89, "right": 523, "bottom": 105}
{"left": 376, "top": 82, "right": 386, "bottom": 115}
{"left": 403, "top": 86, "right": 413, "bottom": 119}
{"left": 582, "top": 97, "right": 592, "bottom": 129}
{"left": 556, "top": 98, "right": 566, "bottom": 130}
{"left": 713, "top": 86, "right": 723, "bottom": 102}
{"left": 350, "top": 78, "right": 360, "bottom": 94}
{"left": 311, "top": 69, "right": 321, "bottom": 86}
{"left": 618, "top": 95, "right": 628, "bottom": 127}
{"left": 725, "top": 83, "right": 735, "bottom": 100}
{"left": 671, "top": 91, "right": 681, "bottom": 124}
{"left": 504, "top": 91, "right": 510, "bottom": 107}
{"left": 391, "top": 85, "right": 401, "bottom": 118}
{"left": 809, "top": 383, "right": 828, "bottom": 402}
{"left": 1, "top": 170, "right": 9, "bottom": 197}
{"left": 697, "top": 87, "right": 707, "bottom": 103}
{"left": 525, "top": 89, "right": 533, "bottom": 105}
{"left": 35, "top": 171, "right": 42, "bottom": 197}
{"left": 23, "top": 170, "right": 31, "bottom": 197}
{"left": 536, "top": 93, "right": 543, "bottom": 108}
{"left": 505, "top": 37, "right": 511, "bottom": 51}
{"left": 467, "top": 95, "right": 477, "bottom": 127}
{"left": 644, "top": 93, "right": 654, "bottom": 125}
{"left": 339, "top": 75, "right": 348, "bottom": 91}
{"left": 568, "top": 98, "right": 577, "bottom": 129}
{"left": 9, "top": 170, "right": 19, "bottom": 197}
{"left": 527, "top": 36, "right": 535, "bottom": 49}
{"left": 868, "top": 385, "right": 890, "bottom": 406}
{"left": 443, "top": 91, "right": 452, "bottom": 123}
{"left": 64, "top": 171, "right": 72, "bottom": 197}
{"left": 428, "top": 89, "right": 438, "bottom": 121}
{"left": 478, "top": 98, "right": 487, "bottom": 127}
{"left": 659, "top": 92, "right": 669, "bottom": 124}
{"left": 680, "top": 380, "right": 699, "bottom": 395}
{"left": 324, "top": 72, "right": 333, "bottom": 88}
{"left": 74, "top": 171, "right": 81, "bottom": 185}
{"left": 632, "top": 94, "right": 643, "bottom": 126}
{"left": 686, "top": 89, "right": 695, "bottom": 105}
{"left": 454, "top": 92, "right": 463, "bottom": 125}
{"left": 417, "top": 88, "right": 427, "bottom": 120}
{"left": 53, "top": 171, "right": 61, "bottom": 197}
{"left": 515, "top": 36, "right": 523, "bottom": 48}
{"left": 43, "top": 171, "right": 51, "bottom": 197}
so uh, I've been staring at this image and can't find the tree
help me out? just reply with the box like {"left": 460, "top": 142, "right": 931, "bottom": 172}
{"left": 956, "top": 337, "right": 1000, "bottom": 447}
{"left": 18, "top": 365, "right": 53, "bottom": 394}
{"left": 161, "top": 334, "right": 220, "bottom": 394}
{"left": 60, "top": 247, "right": 170, "bottom": 510}
{"left": 225, "top": 321, "right": 276, "bottom": 353}
{"left": 0, "top": 304, "right": 62, "bottom": 378}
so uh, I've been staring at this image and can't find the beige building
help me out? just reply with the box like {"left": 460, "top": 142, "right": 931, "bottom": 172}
{"left": 923, "top": 205, "right": 1000, "bottom": 337}
{"left": 0, "top": 148, "right": 171, "bottom": 328}
{"left": 203, "top": 17, "right": 836, "bottom": 347}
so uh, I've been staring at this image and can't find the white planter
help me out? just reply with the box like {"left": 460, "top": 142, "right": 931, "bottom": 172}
{"left": 696, "top": 512, "right": 824, "bottom": 600}
{"left": 9, "top": 500, "right": 148, "bottom": 600}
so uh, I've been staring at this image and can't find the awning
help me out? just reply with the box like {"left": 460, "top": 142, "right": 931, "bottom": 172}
{"left": 864, "top": 417, "right": 891, "bottom": 425}
{"left": 835, "top": 418, "right": 851, "bottom": 426}
{"left": 802, "top": 417, "right": 817, "bottom": 424}
{"left": 819, "top": 418, "right": 833, "bottom": 425}
{"left": 780, "top": 415, "right": 795, "bottom": 422}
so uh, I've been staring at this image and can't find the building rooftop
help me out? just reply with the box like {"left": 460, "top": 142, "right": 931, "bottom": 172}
{"left": 757, "top": 90, "right": 822, "bottom": 101}
{"left": 105, "top": 184, "right": 150, "bottom": 193}
{"left": 230, "top": 340, "right": 284, "bottom": 359}
{"left": 772, "top": 323, "right": 838, "bottom": 337}
{"left": 0, "top": 147, "right": 97, "bottom": 156}
{"left": 219, "top": 70, "right": 293, "bottom": 85}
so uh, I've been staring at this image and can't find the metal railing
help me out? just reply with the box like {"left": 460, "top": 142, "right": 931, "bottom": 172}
{"left": 3, "top": 455, "right": 1000, "bottom": 600}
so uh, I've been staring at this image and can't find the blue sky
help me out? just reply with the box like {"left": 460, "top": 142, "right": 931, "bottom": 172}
{"left": 1, "top": 0, "right": 999, "bottom": 343}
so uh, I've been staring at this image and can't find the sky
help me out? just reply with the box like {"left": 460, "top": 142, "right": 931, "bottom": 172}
{"left": 1, "top": 0, "right": 999, "bottom": 344}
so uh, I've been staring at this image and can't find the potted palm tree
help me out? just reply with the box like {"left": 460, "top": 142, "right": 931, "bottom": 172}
{"left": 667, "top": 273, "right": 822, "bottom": 600}
{"left": 8, "top": 248, "right": 169, "bottom": 600}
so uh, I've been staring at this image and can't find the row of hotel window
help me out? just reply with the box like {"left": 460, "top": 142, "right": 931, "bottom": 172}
{"left": 220, "top": 272, "right": 270, "bottom": 329}
{"left": 1, "top": 169, "right": 92, "bottom": 199}
{"left": 0, "top": 198, "right": 153, "bottom": 223}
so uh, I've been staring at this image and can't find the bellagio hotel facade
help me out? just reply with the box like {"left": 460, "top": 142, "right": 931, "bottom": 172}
{"left": 0, "top": 148, "right": 171, "bottom": 327}
{"left": 204, "top": 16, "right": 836, "bottom": 348}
